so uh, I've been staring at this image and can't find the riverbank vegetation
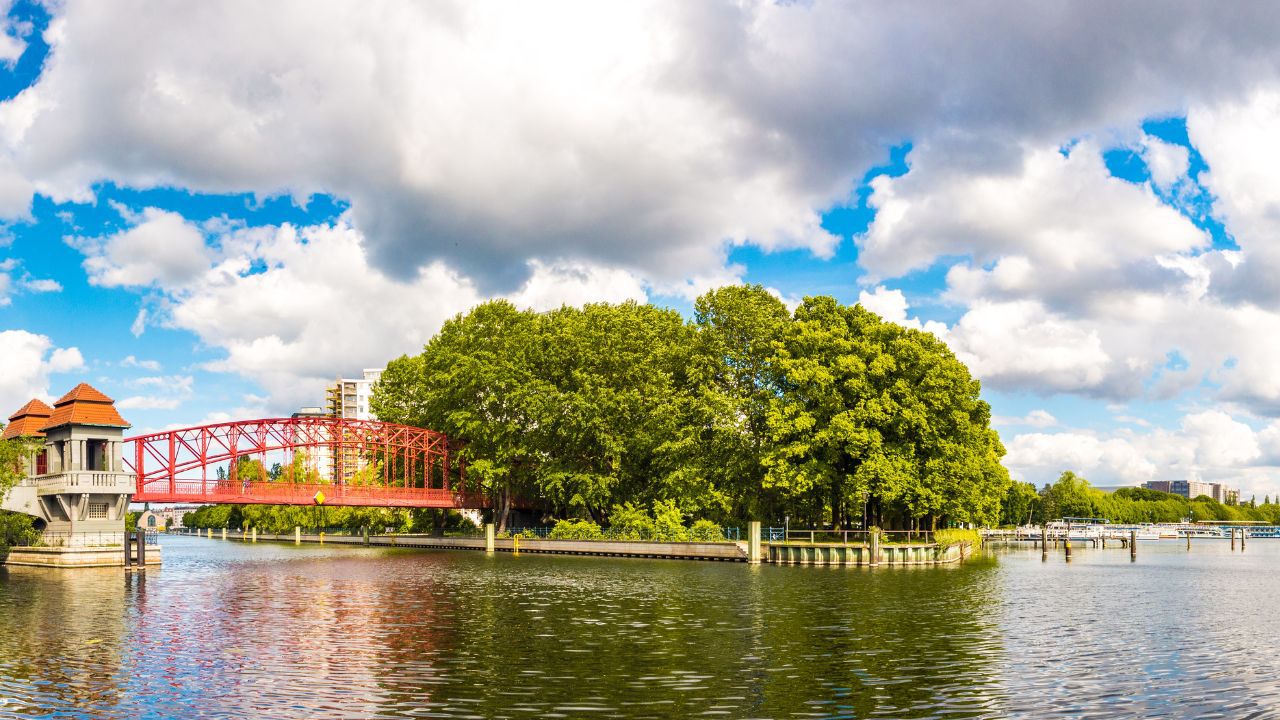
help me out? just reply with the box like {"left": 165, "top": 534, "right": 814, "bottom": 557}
{"left": 1002, "top": 471, "right": 1278, "bottom": 525}
{"left": 0, "top": 437, "right": 39, "bottom": 550}
{"left": 180, "top": 503, "right": 473, "bottom": 534}
{"left": 373, "top": 286, "right": 1009, "bottom": 532}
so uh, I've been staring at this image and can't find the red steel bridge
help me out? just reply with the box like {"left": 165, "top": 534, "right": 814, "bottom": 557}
{"left": 124, "top": 417, "right": 485, "bottom": 508}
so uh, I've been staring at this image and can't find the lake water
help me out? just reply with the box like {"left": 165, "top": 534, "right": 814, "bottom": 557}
{"left": 1, "top": 535, "right": 1278, "bottom": 719}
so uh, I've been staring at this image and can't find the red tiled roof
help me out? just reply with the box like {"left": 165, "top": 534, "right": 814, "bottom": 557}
{"left": 39, "top": 383, "right": 130, "bottom": 432}
{"left": 2, "top": 398, "right": 53, "bottom": 439}
{"left": 54, "top": 383, "right": 115, "bottom": 405}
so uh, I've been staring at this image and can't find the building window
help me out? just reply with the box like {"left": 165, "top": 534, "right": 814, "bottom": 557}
{"left": 147, "top": 516, "right": 156, "bottom": 527}
{"left": 35, "top": 450, "right": 47, "bottom": 475}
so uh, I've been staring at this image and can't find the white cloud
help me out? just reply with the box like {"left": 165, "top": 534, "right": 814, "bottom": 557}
{"left": 20, "top": 277, "right": 60, "bottom": 292}
{"left": 1143, "top": 135, "right": 1190, "bottom": 191}
{"left": 861, "top": 142, "right": 1208, "bottom": 299}
{"left": 97, "top": 218, "right": 661, "bottom": 413}
{"left": 67, "top": 207, "right": 211, "bottom": 288}
{"left": 856, "top": 285, "right": 947, "bottom": 336}
{"left": 120, "top": 355, "right": 161, "bottom": 371}
{"left": 506, "top": 260, "right": 646, "bottom": 312}
{"left": 946, "top": 300, "right": 1114, "bottom": 395}
{"left": 993, "top": 410, "right": 1058, "bottom": 429}
{"left": 0, "top": 330, "right": 85, "bottom": 415}
{"left": 1004, "top": 410, "right": 1280, "bottom": 498}
{"left": 4, "top": 1, "right": 1280, "bottom": 290}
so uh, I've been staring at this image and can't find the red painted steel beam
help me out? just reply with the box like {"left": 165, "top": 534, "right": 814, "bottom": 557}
{"left": 124, "top": 417, "right": 484, "bottom": 509}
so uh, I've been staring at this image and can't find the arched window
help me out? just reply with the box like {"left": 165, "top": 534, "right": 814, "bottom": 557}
{"left": 147, "top": 516, "right": 156, "bottom": 527}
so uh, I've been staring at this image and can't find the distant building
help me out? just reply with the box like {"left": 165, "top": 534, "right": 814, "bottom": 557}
{"left": 326, "top": 368, "right": 383, "bottom": 421}
{"left": 1142, "top": 479, "right": 1239, "bottom": 504}
{"left": 307, "top": 368, "right": 385, "bottom": 483}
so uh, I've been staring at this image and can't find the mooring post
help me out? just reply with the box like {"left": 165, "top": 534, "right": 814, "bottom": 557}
{"left": 1231, "top": 527, "right": 1237, "bottom": 551}
{"left": 1130, "top": 530, "right": 1137, "bottom": 560}
{"left": 207, "top": 527, "right": 212, "bottom": 540}
{"left": 485, "top": 523, "right": 495, "bottom": 553}
{"left": 137, "top": 529, "right": 146, "bottom": 567}
{"left": 295, "top": 526, "right": 301, "bottom": 544}
{"left": 251, "top": 526, "right": 257, "bottom": 543}
{"left": 747, "top": 520, "right": 762, "bottom": 564}
{"left": 1064, "top": 522, "right": 1072, "bottom": 561}
{"left": 1186, "top": 529, "right": 1191, "bottom": 551}
{"left": 870, "top": 529, "right": 880, "bottom": 567}
{"left": 363, "top": 525, "right": 370, "bottom": 546}
{"left": 1242, "top": 528, "right": 1247, "bottom": 551}
{"left": 221, "top": 527, "right": 227, "bottom": 541}
{"left": 1041, "top": 523, "right": 1048, "bottom": 561}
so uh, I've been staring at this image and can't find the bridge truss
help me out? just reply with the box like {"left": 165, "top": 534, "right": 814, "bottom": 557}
{"left": 125, "top": 417, "right": 484, "bottom": 508}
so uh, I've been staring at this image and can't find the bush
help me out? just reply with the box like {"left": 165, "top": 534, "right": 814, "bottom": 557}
{"left": 688, "top": 519, "right": 723, "bottom": 542}
{"left": 608, "top": 502, "right": 657, "bottom": 540}
{"left": 0, "top": 510, "right": 40, "bottom": 550}
{"left": 933, "top": 528, "right": 982, "bottom": 548}
{"left": 651, "top": 500, "right": 690, "bottom": 542}
{"left": 548, "top": 519, "right": 604, "bottom": 540}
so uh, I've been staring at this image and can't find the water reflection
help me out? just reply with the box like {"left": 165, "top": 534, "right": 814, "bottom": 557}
{"left": 2, "top": 537, "right": 1279, "bottom": 718}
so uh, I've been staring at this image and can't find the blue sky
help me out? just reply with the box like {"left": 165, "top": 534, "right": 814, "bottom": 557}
{"left": 6, "top": 1, "right": 1280, "bottom": 497}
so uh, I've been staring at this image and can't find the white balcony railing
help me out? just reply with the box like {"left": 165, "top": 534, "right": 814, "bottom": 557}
{"left": 35, "top": 471, "right": 135, "bottom": 494}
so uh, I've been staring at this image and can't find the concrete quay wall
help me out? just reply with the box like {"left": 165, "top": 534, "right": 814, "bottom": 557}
{"left": 195, "top": 529, "right": 968, "bottom": 566}
{"left": 3, "top": 545, "right": 163, "bottom": 568}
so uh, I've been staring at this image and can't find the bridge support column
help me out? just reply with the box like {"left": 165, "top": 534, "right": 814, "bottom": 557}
{"left": 485, "top": 523, "right": 495, "bottom": 553}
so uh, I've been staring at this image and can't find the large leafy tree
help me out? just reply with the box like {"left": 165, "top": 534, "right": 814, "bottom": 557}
{"left": 372, "top": 288, "right": 1012, "bottom": 530}
{"left": 669, "top": 285, "right": 791, "bottom": 521}
{"left": 532, "top": 301, "right": 691, "bottom": 520}
{"left": 762, "top": 297, "right": 1008, "bottom": 529}
{"left": 373, "top": 300, "right": 545, "bottom": 531}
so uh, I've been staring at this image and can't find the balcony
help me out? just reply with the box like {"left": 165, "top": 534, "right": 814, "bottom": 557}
{"left": 35, "top": 471, "right": 136, "bottom": 496}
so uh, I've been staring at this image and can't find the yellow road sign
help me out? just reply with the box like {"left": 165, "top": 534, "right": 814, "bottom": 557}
{"left": 313, "top": 491, "right": 326, "bottom": 505}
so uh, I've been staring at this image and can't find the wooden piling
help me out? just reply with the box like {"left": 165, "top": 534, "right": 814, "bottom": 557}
{"left": 1041, "top": 524, "right": 1048, "bottom": 562}
{"left": 1130, "top": 530, "right": 1137, "bottom": 560}
{"left": 1186, "top": 530, "right": 1191, "bottom": 551}
{"left": 1064, "top": 522, "right": 1072, "bottom": 561}
{"left": 1242, "top": 528, "right": 1247, "bottom": 551}
{"left": 1231, "top": 527, "right": 1237, "bottom": 551}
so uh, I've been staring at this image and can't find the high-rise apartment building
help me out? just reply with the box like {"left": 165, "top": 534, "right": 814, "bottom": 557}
{"left": 326, "top": 368, "right": 383, "bottom": 420}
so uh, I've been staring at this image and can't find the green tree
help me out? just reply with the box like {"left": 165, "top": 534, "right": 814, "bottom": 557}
{"left": 1001, "top": 481, "right": 1039, "bottom": 526}
{"left": 374, "top": 300, "right": 544, "bottom": 531}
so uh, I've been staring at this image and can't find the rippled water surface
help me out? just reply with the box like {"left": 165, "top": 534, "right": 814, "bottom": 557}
{"left": 2, "top": 536, "right": 1279, "bottom": 718}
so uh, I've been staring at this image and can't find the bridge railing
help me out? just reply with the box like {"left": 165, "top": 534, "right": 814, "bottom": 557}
{"left": 134, "top": 479, "right": 487, "bottom": 508}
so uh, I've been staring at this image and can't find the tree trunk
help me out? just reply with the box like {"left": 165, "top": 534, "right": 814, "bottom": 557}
{"left": 497, "top": 482, "right": 512, "bottom": 534}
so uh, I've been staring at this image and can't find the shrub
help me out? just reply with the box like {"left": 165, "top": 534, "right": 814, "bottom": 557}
{"left": 651, "top": 500, "right": 690, "bottom": 542}
{"left": 934, "top": 528, "right": 982, "bottom": 548}
{"left": 688, "top": 519, "right": 723, "bottom": 542}
{"left": 0, "top": 510, "right": 40, "bottom": 550}
{"left": 548, "top": 519, "right": 604, "bottom": 541}
{"left": 608, "top": 503, "right": 657, "bottom": 541}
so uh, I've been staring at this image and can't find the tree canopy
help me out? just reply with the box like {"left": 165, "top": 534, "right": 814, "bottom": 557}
{"left": 372, "top": 286, "right": 1011, "bottom": 531}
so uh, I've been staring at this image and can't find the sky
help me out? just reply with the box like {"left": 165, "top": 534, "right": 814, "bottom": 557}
{"left": 4, "top": 1, "right": 1280, "bottom": 497}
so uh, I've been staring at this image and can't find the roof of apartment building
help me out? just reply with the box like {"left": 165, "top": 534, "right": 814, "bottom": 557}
{"left": 39, "top": 383, "right": 130, "bottom": 431}
{"left": 2, "top": 398, "right": 54, "bottom": 439}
